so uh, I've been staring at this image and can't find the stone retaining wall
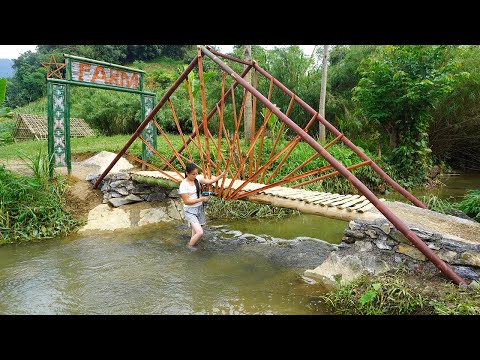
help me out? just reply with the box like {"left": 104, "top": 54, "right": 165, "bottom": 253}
{"left": 343, "top": 218, "right": 480, "bottom": 271}
{"left": 81, "top": 171, "right": 184, "bottom": 232}
{"left": 305, "top": 218, "right": 480, "bottom": 290}
{"left": 87, "top": 171, "right": 180, "bottom": 207}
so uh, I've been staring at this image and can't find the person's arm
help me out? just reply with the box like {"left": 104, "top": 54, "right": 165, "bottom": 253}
{"left": 180, "top": 193, "right": 209, "bottom": 205}
{"left": 179, "top": 181, "right": 208, "bottom": 205}
{"left": 199, "top": 170, "right": 226, "bottom": 185}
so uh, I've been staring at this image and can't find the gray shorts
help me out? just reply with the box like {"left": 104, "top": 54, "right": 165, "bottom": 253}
{"left": 184, "top": 205, "right": 206, "bottom": 226}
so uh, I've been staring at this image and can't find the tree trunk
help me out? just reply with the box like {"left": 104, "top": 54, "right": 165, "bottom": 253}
{"left": 389, "top": 126, "right": 399, "bottom": 148}
{"left": 243, "top": 45, "right": 253, "bottom": 145}
{"left": 318, "top": 45, "right": 329, "bottom": 143}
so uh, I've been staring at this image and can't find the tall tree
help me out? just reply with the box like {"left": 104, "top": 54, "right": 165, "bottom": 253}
{"left": 353, "top": 45, "right": 464, "bottom": 181}
{"left": 318, "top": 45, "right": 329, "bottom": 142}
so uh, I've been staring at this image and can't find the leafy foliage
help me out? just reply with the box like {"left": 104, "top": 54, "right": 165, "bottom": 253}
{"left": 457, "top": 189, "right": 480, "bottom": 221}
{"left": 0, "top": 78, "right": 6, "bottom": 103}
{"left": 321, "top": 273, "right": 426, "bottom": 315}
{"left": 0, "top": 118, "right": 14, "bottom": 145}
{"left": 72, "top": 87, "right": 141, "bottom": 135}
{"left": 352, "top": 46, "right": 465, "bottom": 185}
{"left": 0, "top": 78, "right": 11, "bottom": 116}
{"left": 326, "top": 45, "right": 377, "bottom": 135}
{"left": 419, "top": 194, "right": 458, "bottom": 214}
{"left": 5, "top": 44, "right": 480, "bottom": 189}
{"left": 429, "top": 45, "right": 480, "bottom": 171}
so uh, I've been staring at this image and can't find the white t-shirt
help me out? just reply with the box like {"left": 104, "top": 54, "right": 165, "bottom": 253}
{"left": 178, "top": 178, "right": 202, "bottom": 208}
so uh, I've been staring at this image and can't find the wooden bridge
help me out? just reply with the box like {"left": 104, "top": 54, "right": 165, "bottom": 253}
{"left": 93, "top": 46, "right": 469, "bottom": 285}
{"left": 133, "top": 170, "right": 384, "bottom": 222}
{"left": 131, "top": 170, "right": 480, "bottom": 246}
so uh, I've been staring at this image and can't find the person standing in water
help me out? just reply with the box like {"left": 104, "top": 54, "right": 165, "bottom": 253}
{"left": 178, "top": 163, "right": 226, "bottom": 248}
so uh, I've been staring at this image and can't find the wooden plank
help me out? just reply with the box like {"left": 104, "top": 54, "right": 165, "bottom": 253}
{"left": 299, "top": 192, "right": 327, "bottom": 200}
{"left": 259, "top": 189, "right": 284, "bottom": 195}
{"left": 305, "top": 193, "right": 335, "bottom": 203}
{"left": 242, "top": 183, "right": 265, "bottom": 191}
{"left": 279, "top": 189, "right": 308, "bottom": 198}
{"left": 261, "top": 187, "right": 287, "bottom": 195}
{"left": 282, "top": 191, "right": 312, "bottom": 200}
{"left": 348, "top": 199, "right": 371, "bottom": 211}
{"left": 312, "top": 193, "right": 344, "bottom": 204}
{"left": 270, "top": 188, "right": 304, "bottom": 197}
{"left": 357, "top": 203, "right": 375, "bottom": 213}
{"left": 328, "top": 195, "right": 357, "bottom": 207}
{"left": 287, "top": 191, "right": 323, "bottom": 200}
{"left": 338, "top": 195, "right": 365, "bottom": 209}
{"left": 321, "top": 195, "right": 349, "bottom": 206}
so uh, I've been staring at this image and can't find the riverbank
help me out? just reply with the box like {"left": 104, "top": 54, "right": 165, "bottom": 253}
{"left": 3, "top": 155, "right": 480, "bottom": 314}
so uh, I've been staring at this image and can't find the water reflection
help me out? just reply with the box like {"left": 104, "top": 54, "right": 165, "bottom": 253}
{"left": 0, "top": 216, "right": 343, "bottom": 315}
{"left": 386, "top": 172, "right": 480, "bottom": 202}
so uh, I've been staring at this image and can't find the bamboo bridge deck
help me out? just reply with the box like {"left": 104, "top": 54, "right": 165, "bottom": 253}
{"left": 134, "top": 170, "right": 385, "bottom": 221}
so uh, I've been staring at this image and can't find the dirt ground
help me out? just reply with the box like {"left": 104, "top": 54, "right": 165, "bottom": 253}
{"left": 63, "top": 176, "right": 103, "bottom": 222}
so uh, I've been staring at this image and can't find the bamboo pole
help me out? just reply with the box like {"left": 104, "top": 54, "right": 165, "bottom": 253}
{"left": 162, "top": 65, "right": 252, "bottom": 170}
{"left": 168, "top": 98, "right": 193, "bottom": 162}
{"left": 200, "top": 45, "right": 465, "bottom": 286}
{"left": 152, "top": 119, "right": 186, "bottom": 168}
{"left": 185, "top": 76, "right": 206, "bottom": 173}
{"left": 252, "top": 62, "right": 426, "bottom": 209}
{"left": 93, "top": 55, "right": 198, "bottom": 189}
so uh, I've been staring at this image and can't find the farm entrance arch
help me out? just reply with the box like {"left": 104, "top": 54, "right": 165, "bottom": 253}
{"left": 45, "top": 54, "right": 157, "bottom": 176}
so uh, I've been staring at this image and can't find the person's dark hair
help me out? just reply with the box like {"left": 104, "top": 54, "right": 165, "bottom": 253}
{"left": 185, "top": 163, "right": 201, "bottom": 199}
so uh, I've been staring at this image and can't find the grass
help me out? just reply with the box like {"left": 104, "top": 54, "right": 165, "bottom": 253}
{"left": 320, "top": 270, "right": 480, "bottom": 315}
{"left": 0, "top": 135, "right": 141, "bottom": 161}
{"left": 0, "top": 133, "right": 387, "bottom": 197}
{"left": 207, "top": 197, "right": 298, "bottom": 219}
{"left": 0, "top": 153, "right": 82, "bottom": 244}
{"left": 419, "top": 194, "right": 458, "bottom": 214}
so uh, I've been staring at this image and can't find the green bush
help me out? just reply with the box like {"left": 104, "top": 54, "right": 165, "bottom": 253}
{"left": 457, "top": 189, "right": 480, "bottom": 221}
{"left": 0, "top": 118, "right": 15, "bottom": 145}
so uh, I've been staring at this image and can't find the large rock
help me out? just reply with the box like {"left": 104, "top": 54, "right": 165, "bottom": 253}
{"left": 79, "top": 151, "right": 134, "bottom": 174}
{"left": 304, "top": 251, "right": 390, "bottom": 291}
{"left": 138, "top": 208, "right": 170, "bottom": 226}
{"left": 79, "top": 204, "right": 131, "bottom": 231}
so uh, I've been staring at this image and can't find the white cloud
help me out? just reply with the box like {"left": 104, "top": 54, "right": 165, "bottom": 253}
{"left": 0, "top": 45, "right": 37, "bottom": 60}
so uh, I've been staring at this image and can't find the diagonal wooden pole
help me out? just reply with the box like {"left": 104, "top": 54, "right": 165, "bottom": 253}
{"left": 200, "top": 45, "right": 466, "bottom": 286}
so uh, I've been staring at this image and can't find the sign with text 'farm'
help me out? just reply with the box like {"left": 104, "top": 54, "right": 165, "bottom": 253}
{"left": 70, "top": 60, "right": 141, "bottom": 90}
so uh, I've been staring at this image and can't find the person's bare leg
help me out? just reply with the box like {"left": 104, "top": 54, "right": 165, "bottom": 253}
{"left": 188, "top": 223, "right": 204, "bottom": 247}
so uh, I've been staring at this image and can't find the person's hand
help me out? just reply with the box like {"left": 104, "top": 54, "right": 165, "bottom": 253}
{"left": 200, "top": 196, "right": 209, "bottom": 202}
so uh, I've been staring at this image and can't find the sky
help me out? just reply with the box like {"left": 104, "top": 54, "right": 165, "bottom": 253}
{"left": 0, "top": 45, "right": 317, "bottom": 60}
{"left": 0, "top": 45, "right": 37, "bottom": 60}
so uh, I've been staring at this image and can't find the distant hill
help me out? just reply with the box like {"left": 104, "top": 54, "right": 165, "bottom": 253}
{"left": 0, "top": 59, "right": 14, "bottom": 78}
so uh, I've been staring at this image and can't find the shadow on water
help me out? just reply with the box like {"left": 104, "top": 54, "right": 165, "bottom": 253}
{"left": 0, "top": 215, "right": 347, "bottom": 315}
